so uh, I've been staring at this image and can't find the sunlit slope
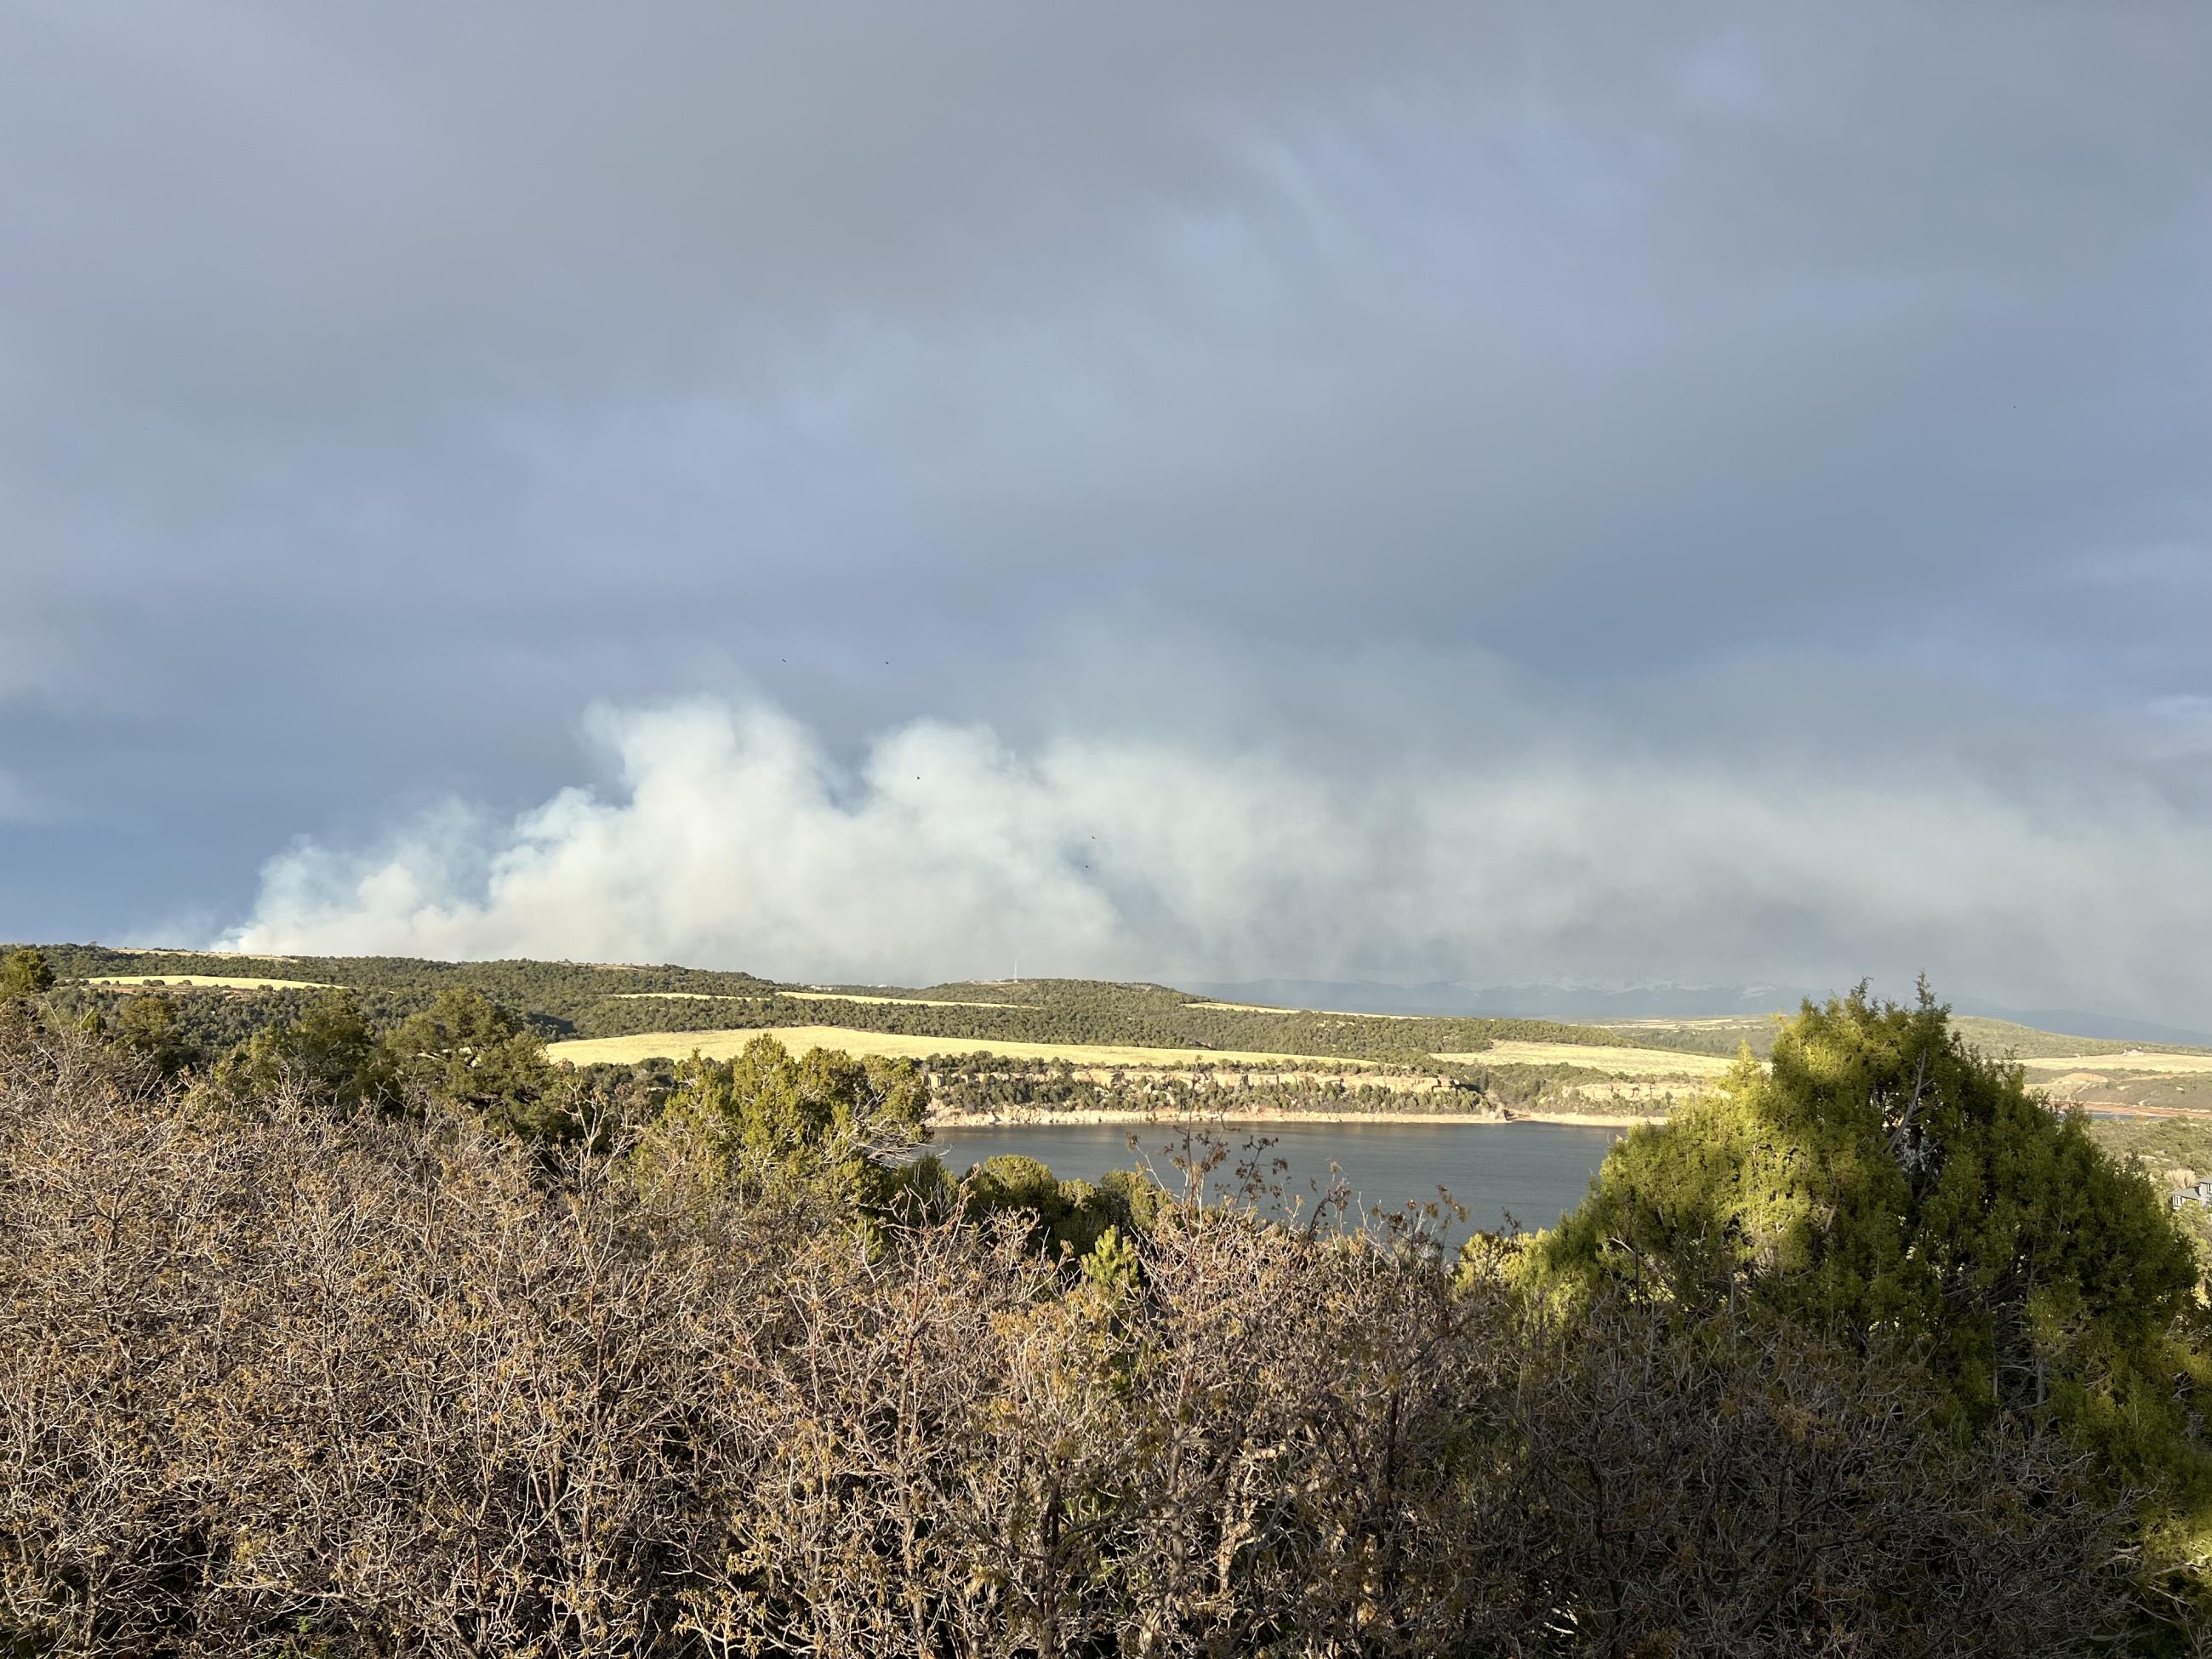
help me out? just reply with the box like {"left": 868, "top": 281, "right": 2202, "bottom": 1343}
{"left": 1432, "top": 1041, "right": 1739, "bottom": 1078}
{"left": 560, "top": 978, "right": 1650, "bottom": 1064}
{"left": 548, "top": 1025, "right": 1373, "bottom": 1070}
{"left": 2021, "top": 1052, "right": 2212, "bottom": 1075}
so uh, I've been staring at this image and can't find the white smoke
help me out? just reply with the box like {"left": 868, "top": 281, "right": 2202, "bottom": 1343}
{"left": 220, "top": 696, "right": 2212, "bottom": 1023}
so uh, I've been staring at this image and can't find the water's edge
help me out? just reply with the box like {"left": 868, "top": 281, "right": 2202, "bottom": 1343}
{"left": 928, "top": 1119, "right": 1628, "bottom": 1240}
{"left": 930, "top": 1107, "right": 1663, "bottom": 1129}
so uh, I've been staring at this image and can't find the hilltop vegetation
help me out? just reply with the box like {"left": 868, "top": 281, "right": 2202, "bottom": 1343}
{"left": 17, "top": 943, "right": 775, "bottom": 1036}
{"left": 14, "top": 942, "right": 1649, "bottom": 1063}
{"left": 560, "top": 977, "right": 1639, "bottom": 1064}
{"left": 1, "top": 955, "right": 2198, "bottom": 1653}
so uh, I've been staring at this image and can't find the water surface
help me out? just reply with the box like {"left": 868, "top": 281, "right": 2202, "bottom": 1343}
{"left": 929, "top": 1119, "right": 1627, "bottom": 1243}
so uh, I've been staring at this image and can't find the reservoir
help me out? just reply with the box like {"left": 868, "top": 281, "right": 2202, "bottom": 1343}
{"left": 929, "top": 1118, "right": 1629, "bottom": 1243}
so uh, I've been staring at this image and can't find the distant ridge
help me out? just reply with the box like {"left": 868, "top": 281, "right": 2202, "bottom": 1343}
{"left": 1187, "top": 979, "right": 1826, "bottom": 1022}
{"left": 1190, "top": 979, "right": 2212, "bottom": 1047}
{"left": 1986, "top": 1007, "right": 2212, "bottom": 1049}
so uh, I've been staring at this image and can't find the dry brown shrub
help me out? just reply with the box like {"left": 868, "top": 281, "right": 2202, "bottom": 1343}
{"left": 0, "top": 1020, "right": 2146, "bottom": 1656}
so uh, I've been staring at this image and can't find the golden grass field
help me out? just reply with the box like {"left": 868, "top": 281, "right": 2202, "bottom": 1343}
{"left": 1432, "top": 1041, "right": 1743, "bottom": 1077}
{"left": 546, "top": 1025, "right": 1371, "bottom": 1070}
{"left": 2021, "top": 1052, "right": 2212, "bottom": 1075}
{"left": 87, "top": 973, "right": 339, "bottom": 991}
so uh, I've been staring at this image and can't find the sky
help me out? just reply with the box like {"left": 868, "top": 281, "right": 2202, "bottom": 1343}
{"left": 2, "top": 4, "right": 2209, "bottom": 1023}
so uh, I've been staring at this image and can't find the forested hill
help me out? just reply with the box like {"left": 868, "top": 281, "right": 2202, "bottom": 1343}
{"left": 14, "top": 944, "right": 1653, "bottom": 1064}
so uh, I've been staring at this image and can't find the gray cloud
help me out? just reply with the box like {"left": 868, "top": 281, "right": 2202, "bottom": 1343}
{"left": 3, "top": 4, "right": 2209, "bottom": 1016}
{"left": 0, "top": 768, "right": 37, "bottom": 824}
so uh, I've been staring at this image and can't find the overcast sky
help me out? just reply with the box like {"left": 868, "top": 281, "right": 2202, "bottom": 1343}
{"left": 3, "top": 3, "right": 2208, "bottom": 1021}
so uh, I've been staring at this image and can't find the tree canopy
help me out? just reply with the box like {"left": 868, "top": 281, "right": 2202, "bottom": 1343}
{"left": 222, "top": 991, "right": 399, "bottom": 1114}
{"left": 111, "top": 992, "right": 198, "bottom": 1079}
{"left": 0, "top": 948, "right": 54, "bottom": 1001}
{"left": 388, "top": 989, "right": 566, "bottom": 1138}
{"left": 635, "top": 1034, "right": 930, "bottom": 1209}
{"left": 1535, "top": 983, "right": 2212, "bottom": 1541}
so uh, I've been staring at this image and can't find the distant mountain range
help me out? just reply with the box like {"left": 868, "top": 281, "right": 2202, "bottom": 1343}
{"left": 1187, "top": 979, "right": 2212, "bottom": 1047}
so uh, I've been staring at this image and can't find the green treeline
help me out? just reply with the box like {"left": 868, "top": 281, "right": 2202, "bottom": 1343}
{"left": 4, "top": 948, "right": 2212, "bottom": 1650}
{"left": 927, "top": 1056, "right": 1651, "bottom": 1118}
{"left": 17, "top": 943, "right": 773, "bottom": 1031}
{"left": 573, "top": 978, "right": 1624, "bottom": 1061}
{"left": 14, "top": 943, "right": 1658, "bottom": 1065}
{"left": 931, "top": 1059, "right": 1464, "bottom": 1118}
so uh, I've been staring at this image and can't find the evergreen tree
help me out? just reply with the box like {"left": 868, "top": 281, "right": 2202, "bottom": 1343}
{"left": 1534, "top": 983, "right": 2212, "bottom": 1542}
{"left": 638, "top": 1034, "right": 929, "bottom": 1205}
{"left": 388, "top": 989, "right": 565, "bottom": 1138}
{"left": 114, "top": 992, "right": 198, "bottom": 1078}
{"left": 0, "top": 947, "right": 55, "bottom": 1001}
{"left": 225, "top": 991, "right": 398, "bottom": 1113}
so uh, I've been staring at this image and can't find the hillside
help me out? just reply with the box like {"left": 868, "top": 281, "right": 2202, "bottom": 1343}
{"left": 19, "top": 944, "right": 2211, "bottom": 1120}
{"left": 20, "top": 944, "right": 1647, "bottom": 1063}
